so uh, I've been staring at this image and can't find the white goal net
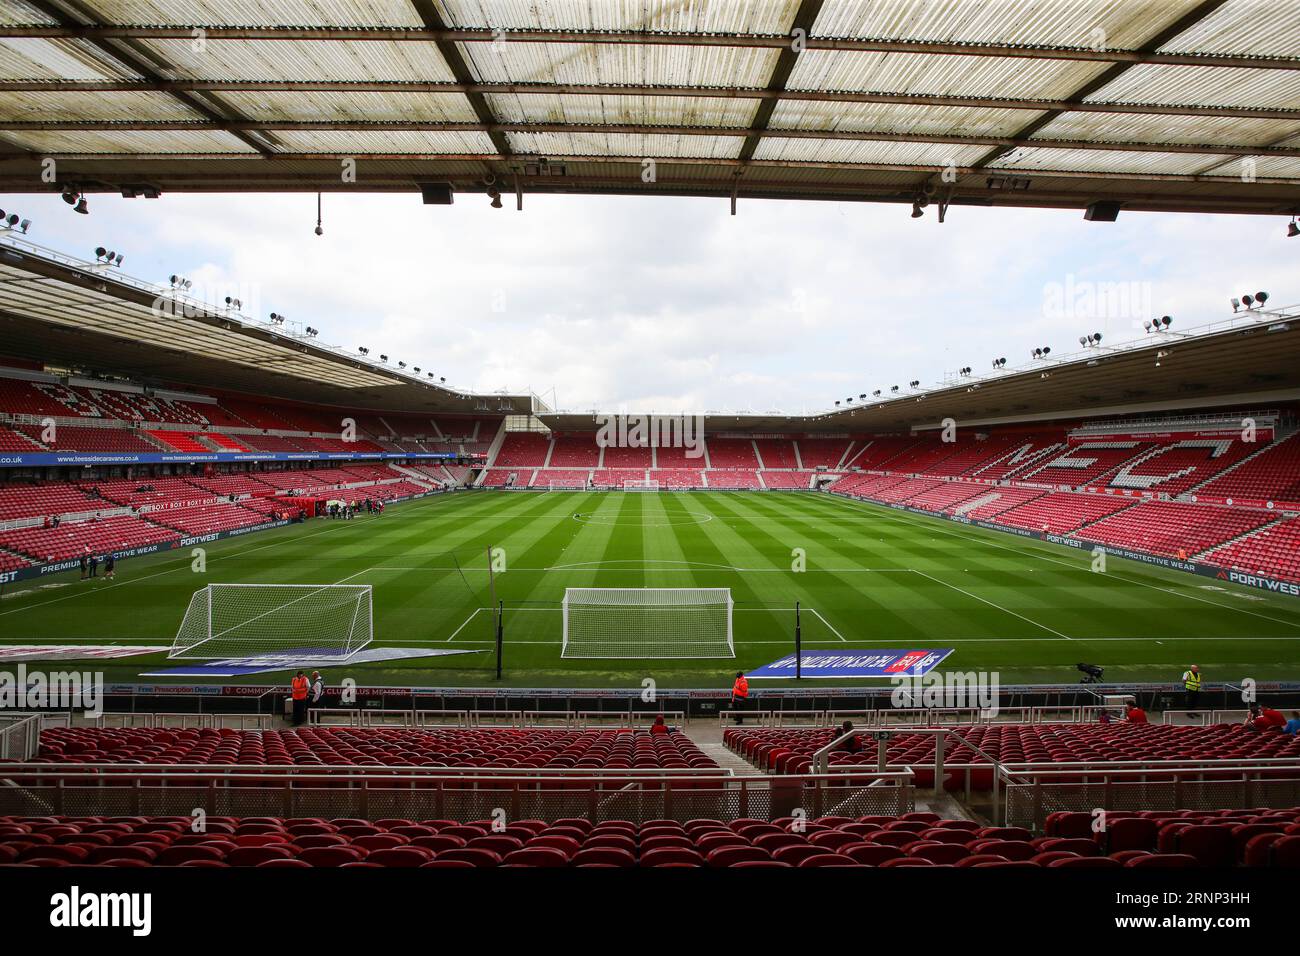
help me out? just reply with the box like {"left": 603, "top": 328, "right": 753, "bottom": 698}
{"left": 623, "top": 479, "right": 660, "bottom": 492}
{"left": 169, "top": 584, "right": 373, "bottom": 660}
{"left": 561, "top": 587, "right": 733, "bottom": 659}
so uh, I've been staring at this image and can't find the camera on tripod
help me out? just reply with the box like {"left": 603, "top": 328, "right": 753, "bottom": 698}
{"left": 1077, "top": 662, "right": 1105, "bottom": 684}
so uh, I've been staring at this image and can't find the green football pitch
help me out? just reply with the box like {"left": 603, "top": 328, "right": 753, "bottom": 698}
{"left": 2, "top": 489, "right": 1299, "bottom": 689}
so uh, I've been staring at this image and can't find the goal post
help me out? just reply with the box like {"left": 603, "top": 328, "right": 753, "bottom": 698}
{"left": 169, "top": 584, "right": 373, "bottom": 660}
{"left": 561, "top": 587, "right": 734, "bottom": 659}
{"left": 623, "top": 479, "right": 660, "bottom": 492}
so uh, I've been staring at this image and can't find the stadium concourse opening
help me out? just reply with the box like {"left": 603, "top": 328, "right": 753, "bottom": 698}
{"left": 1, "top": 0, "right": 1299, "bottom": 931}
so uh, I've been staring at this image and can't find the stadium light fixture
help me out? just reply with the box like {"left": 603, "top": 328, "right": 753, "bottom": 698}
{"left": 1288, "top": 217, "right": 1298, "bottom": 238}
{"left": 1231, "top": 298, "right": 1241, "bottom": 312}
{"left": 1032, "top": 347, "right": 1051, "bottom": 359}
{"left": 224, "top": 296, "right": 241, "bottom": 310}
{"left": 269, "top": 312, "right": 285, "bottom": 325}
{"left": 358, "top": 346, "right": 369, "bottom": 356}
{"left": 305, "top": 327, "right": 318, "bottom": 337}
{"left": 991, "top": 357, "right": 1007, "bottom": 369}
{"left": 488, "top": 186, "right": 503, "bottom": 209}
{"left": 890, "top": 385, "right": 899, "bottom": 393}
{"left": 379, "top": 354, "right": 388, "bottom": 363}
{"left": 398, "top": 361, "right": 407, "bottom": 368}
{"left": 0, "top": 211, "right": 30, "bottom": 234}
{"left": 61, "top": 186, "right": 88, "bottom": 213}
{"left": 872, "top": 389, "right": 881, "bottom": 397}
{"left": 1081, "top": 332, "right": 1103, "bottom": 347}
{"left": 93, "top": 247, "right": 122, "bottom": 267}
{"left": 169, "top": 274, "right": 192, "bottom": 291}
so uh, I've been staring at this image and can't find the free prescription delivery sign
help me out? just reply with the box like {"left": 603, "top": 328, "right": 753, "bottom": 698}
{"left": 747, "top": 648, "right": 953, "bottom": 679}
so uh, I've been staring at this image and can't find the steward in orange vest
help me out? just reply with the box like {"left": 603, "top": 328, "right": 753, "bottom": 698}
{"left": 730, "top": 672, "right": 749, "bottom": 725}
{"left": 290, "top": 671, "right": 309, "bottom": 726}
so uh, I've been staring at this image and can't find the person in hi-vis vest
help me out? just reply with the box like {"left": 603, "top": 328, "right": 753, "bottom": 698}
{"left": 1182, "top": 664, "right": 1202, "bottom": 714}
{"left": 290, "top": 671, "right": 309, "bottom": 726}
{"left": 730, "top": 671, "right": 749, "bottom": 724}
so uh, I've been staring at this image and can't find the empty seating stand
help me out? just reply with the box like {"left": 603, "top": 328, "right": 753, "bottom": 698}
{"left": 726, "top": 723, "right": 1300, "bottom": 780}
{"left": 34, "top": 727, "right": 718, "bottom": 771}
{"left": 4, "top": 809, "right": 1297, "bottom": 867}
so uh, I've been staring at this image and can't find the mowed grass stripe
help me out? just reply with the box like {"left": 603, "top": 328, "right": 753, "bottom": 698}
{"left": 3, "top": 490, "right": 1300, "bottom": 687}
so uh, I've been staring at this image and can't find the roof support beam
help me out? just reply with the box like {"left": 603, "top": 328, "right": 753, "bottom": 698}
{"left": 6, "top": 119, "right": 1295, "bottom": 159}
{"left": 5, "top": 23, "right": 1298, "bottom": 71}
{"left": 406, "top": 0, "right": 511, "bottom": 160}
{"left": 737, "top": 0, "right": 825, "bottom": 163}
{"left": 4, "top": 80, "right": 1293, "bottom": 122}
{"left": 1, "top": 152, "right": 1292, "bottom": 188}
{"left": 24, "top": 0, "right": 275, "bottom": 157}
{"left": 971, "top": 0, "right": 1234, "bottom": 171}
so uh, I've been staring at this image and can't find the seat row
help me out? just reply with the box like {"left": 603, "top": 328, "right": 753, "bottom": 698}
{"left": 33, "top": 727, "right": 717, "bottom": 770}
{"left": 4, "top": 810, "right": 1297, "bottom": 867}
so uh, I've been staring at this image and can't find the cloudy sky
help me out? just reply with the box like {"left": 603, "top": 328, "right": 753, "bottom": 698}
{"left": 4, "top": 188, "right": 1293, "bottom": 414}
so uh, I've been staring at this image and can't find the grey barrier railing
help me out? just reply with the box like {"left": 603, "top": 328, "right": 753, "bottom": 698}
{"left": 0, "top": 765, "right": 913, "bottom": 824}
{"left": 996, "top": 761, "right": 1300, "bottom": 831}
{"left": 0, "top": 714, "right": 42, "bottom": 761}
{"left": 801, "top": 726, "right": 1300, "bottom": 829}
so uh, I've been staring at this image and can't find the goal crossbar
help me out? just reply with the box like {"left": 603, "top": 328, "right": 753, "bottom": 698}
{"left": 561, "top": 587, "right": 733, "bottom": 659}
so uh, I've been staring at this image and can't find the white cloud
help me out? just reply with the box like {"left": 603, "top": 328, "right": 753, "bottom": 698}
{"left": 5, "top": 189, "right": 1294, "bottom": 414}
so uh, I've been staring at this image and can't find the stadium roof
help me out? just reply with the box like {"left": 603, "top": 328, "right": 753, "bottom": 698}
{"left": 0, "top": 233, "right": 1296, "bottom": 428}
{"left": 0, "top": 236, "right": 530, "bottom": 413}
{"left": 540, "top": 306, "right": 1300, "bottom": 433}
{"left": 0, "top": 0, "right": 1297, "bottom": 216}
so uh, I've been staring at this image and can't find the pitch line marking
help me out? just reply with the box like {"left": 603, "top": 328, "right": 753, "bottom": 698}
{"left": 0, "top": 491, "right": 467, "bottom": 619}
{"left": 910, "top": 568, "right": 1074, "bottom": 641}
{"left": 811, "top": 493, "right": 1300, "bottom": 631}
{"left": 808, "top": 608, "right": 848, "bottom": 643}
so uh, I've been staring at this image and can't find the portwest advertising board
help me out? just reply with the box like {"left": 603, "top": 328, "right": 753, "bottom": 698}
{"left": 747, "top": 648, "right": 954, "bottom": 679}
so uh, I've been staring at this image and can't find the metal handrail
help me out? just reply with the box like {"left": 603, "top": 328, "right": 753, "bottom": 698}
{"left": 0, "top": 760, "right": 729, "bottom": 778}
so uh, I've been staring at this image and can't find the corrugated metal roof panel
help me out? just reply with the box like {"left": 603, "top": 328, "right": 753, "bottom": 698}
{"left": 0, "top": 37, "right": 139, "bottom": 81}
{"left": 506, "top": 129, "right": 741, "bottom": 158}
{"left": 461, "top": 40, "right": 780, "bottom": 88}
{"left": 89, "top": 0, "right": 425, "bottom": 27}
{"left": 787, "top": 49, "right": 1111, "bottom": 100}
{"left": 754, "top": 136, "right": 989, "bottom": 166}
{"left": 771, "top": 99, "right": 1033, "bottom": 137}
{"left": 1158, "top": 0, "right": 1300, "bottom": 56}
{"left": 1033, "top": 110, "right": 1300, "bottom": 148}
{"left": 0, "top": 128, "right": 256, "bottom": 154}
{"left": 0, "top": 1, "right": 56, "bottom": 26}
{"left": 138, "top": 38, "right": 460, "bottom": 83}
{"left": 485, "top": 91, "right": 759, "bottom": 128}
{"left": 266, "top": 129, "right": 496, "bottom": 153}
{"left": 0, "top": 89, "right": 205, "bottom": 121}
{"left": 437, "top": 0, "right": 801, "bottom": 34}
{"left": 1089, "top": 64, "right": 1300, "bottom": 109}
{"left": 996, "top": 145, "right": 1240, "bottom": 175}
{"left": 810, "top": 0, "right": 1196, "bottom": 49}
{"left": 213, "top": 89, "right": 480, "bottom": 123}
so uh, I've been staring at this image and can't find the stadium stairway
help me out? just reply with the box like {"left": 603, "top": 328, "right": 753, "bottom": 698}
{"left": 684, "top": 725, "right": 762, "bottom": 776}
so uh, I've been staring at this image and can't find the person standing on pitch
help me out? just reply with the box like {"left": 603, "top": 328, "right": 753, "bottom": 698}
{"left": 1182, "top": 664, "right": 1202, "bottom": 715}
{"left": 290, "top": 671, "right": 309, "bottom": 726}
{"left": 730, "top": 671, "right": 749, "bottom": 724}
